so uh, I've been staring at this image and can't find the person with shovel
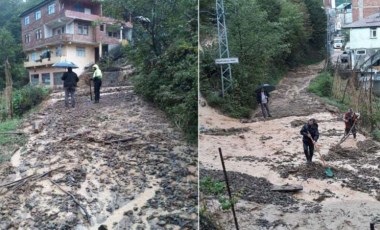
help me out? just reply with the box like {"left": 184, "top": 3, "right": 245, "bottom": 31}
{"left": 300, "top": 118, "right": 319, "bottom": 164}
{"left": 343, "top": 108, "right": 359, "bottom": 139}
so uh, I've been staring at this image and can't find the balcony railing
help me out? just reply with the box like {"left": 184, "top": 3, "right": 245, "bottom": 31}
{"left": 24, "top": 56, "right": 66, "bottom": 68}
{"left": 24, "top": 33, "right": 97, "bottom": 51}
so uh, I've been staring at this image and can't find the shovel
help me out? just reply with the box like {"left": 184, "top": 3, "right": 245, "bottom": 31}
{"left": 315, "top": 144, "right": 334, "bottom": 177}
{"left": 308, "top": 133, "right": 333, "bottom": 177}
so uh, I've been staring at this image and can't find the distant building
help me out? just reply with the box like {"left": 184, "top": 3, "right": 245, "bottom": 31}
{"left": 343, "top": 12, "right": 380, "bottom": 70}
{"left": 20, "top": 0, "right": 132, "bottom": 87}
{"left": 352, "top": 0, "right": 380, "bottom": 22}
{"left": 336, "top": 3, "right": 352, "bottom": 30}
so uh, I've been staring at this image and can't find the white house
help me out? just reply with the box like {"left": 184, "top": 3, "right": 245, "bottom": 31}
{"left": 343, "top": 12, "right": 380, "bottom": 70}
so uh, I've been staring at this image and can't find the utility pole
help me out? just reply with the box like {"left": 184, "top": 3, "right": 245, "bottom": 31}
{"left": 215, "top": 0, "right": 238, "bottom": 97}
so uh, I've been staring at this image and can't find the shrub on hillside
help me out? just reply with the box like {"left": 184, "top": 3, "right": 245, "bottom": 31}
{"left": 0, "top": 85, "right": 50, "bottom": 120}
{"left": 308, "top": 72, "right": 333, "bottom": 97}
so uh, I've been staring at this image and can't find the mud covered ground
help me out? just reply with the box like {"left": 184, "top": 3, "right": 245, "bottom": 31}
{"left": 0, "top": 86, "right": 197, "bottom": 229}
{"left": 199, "top": 61, "right": 380, "bottom": 229}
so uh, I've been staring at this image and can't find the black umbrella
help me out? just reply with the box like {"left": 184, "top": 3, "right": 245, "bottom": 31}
{"left": 52, "top": 60, "right": 79, "bottom": 69}
{"left": 255, "top": 83, "right": 275, "bottom": 93}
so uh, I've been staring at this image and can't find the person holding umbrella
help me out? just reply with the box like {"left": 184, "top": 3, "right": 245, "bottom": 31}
{"left": 256, "top": 85, "right": 272, "bottom": 118}
{"left": 92, "top": 64, "right": 103, "bottom": 103}
{"left": 61, "top": 67, "right": 79, "bottom": 108}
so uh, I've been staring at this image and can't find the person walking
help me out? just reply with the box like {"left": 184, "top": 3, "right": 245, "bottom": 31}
{"left": 343, "top": 108, "right": 359, "bottom": 139}
{"left": 300, "top": 118, "right": 319, "bottom": 164}
{"left": 92, "top": 64, "right": 103, "bottom": 103}
{"left": 256, "top": 88, "right": 272, "bottom": 118}
{"left": 61, "top": 67, "right": 79, "bottom": 108}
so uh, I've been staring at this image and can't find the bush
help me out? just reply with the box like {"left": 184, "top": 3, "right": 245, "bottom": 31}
{"left": 0, "top": 85, "right": 50, "bottom": 121}
{"left": 12, "top": 85, "right": 50, "bottom": 117}
{"left": 373, "top": 129, "right": 380, "bottom": 141}
{"left": 308, "top": 72, "right": 333, "bottom": 97}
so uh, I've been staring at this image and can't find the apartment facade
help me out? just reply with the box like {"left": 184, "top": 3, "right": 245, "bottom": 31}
{"left": 20, "top": 0, "right": 132, "bottom": 87}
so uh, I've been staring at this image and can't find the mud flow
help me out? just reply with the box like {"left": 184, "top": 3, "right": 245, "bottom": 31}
{"left": 0, "top": 86, "right": 197, "bottom": 229}
{"left": 199, "top": 62, "right": 380, "bottom": 229}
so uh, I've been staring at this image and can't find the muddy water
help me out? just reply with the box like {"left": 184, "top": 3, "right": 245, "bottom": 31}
{"left": 95, "top": 178, "right": 160, "bottom": 230}
{"left": 199, "top": 98, "right": 380, "bottom": 228}
{"left": 0, "top": 87, "right": 197, "bottom": 229}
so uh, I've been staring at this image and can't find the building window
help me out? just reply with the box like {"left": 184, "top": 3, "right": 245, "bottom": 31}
{"left": 25, "top": 34, "right": 30, "bottom": 43}
{"left": 76, "top": 47, "right": 86, "bottom": 57}
{"left": 56, "top": 46, "right": 63, "bottom": 56}
{"left": 48, "top": 4, "right": 55, "bottom": 14}
{"left": 35, "top": 29, "right": 42, "bottom": 40}
{"left": 53, "top": 26, "right": 65, "bottom": 35}
{"left": 78, "top": 23, "right": 89, "bottom": 35}
{"left": 31, "top": 74, "right": 39, "bottom": 85}
{"left": 31, "top": 52, "right": 38, "bottom": 61}
{"left": 24, "top": 16, "right": 30, "bottom": 25}
{"left": 370, "top": 28, "right": 377, "bottom": 39}
{"left": 53, "top": 72, "right": 64, "bottom": 85}
{"left": 356, "top": 49, "right": 366, "bottom": 55}
{"left": 100, "top": 24, "right": 104, "bottom": 31}
{"left": 35, "top": 10, "right": 41, "bottom": 20}
{"left": 42, "top": 73, "right": 51, "bottom": 85}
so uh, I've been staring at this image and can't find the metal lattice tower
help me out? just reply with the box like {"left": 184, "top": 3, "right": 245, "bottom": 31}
{"left": 216, "top": 0, "right": 233, "bottom": 96}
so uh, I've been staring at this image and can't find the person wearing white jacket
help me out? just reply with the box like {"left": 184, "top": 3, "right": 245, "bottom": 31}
{"left": 92, "top": 64, "right": 103, "bottom": 103}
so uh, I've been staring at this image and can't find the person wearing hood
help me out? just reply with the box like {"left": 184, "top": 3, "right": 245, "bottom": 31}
{"left": 61, "top": 67, "right": 79, "bottom": 108}
{"left": 300, "top": 118, "right": 319, "bottom": 164}
{"left": 92, "top": 64, "right": 103, "bottom": 103}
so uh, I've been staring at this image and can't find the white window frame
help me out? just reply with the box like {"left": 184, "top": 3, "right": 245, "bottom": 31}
{"left": 76, "top": 47, "right": 86, "bottom": 57}
{"left": 31, "top": 52, "right": 38, "bottom": 61}
{"left": 24, "top": 16, "right": 30, "bottom": 25}
{"left": 78, "top": 23, "right": 89, "bottom": 35}
{"left": 35, "top": 10, "right": 41, "bottom": 20}
{"left": 25, "top": 34, "right": 30, "bottom": 43}
{"left": 35, "top": 29, "right": 42, "bottom": 40}
{"left": 370, "top": 28, "right": 377, "bottom": 39}
{"left": 356, "top": 49, "right": 366, "bottom": 55}
{"left": 48, "top": 4, "right": 55, "bottom": 14}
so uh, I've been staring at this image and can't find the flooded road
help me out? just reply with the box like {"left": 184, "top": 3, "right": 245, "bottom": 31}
{"left": 0, "top": 86, "right": 197, "bottom": 229}
{"left": 199, "top": 62, "right": 380, "bottom": 229}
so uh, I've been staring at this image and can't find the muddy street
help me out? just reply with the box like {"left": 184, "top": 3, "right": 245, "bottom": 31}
{"left": 199, "top": 62, "right": 380, "bottom": 229}
{"left": 0, "top": 86, "right": 197, "bottom": 229}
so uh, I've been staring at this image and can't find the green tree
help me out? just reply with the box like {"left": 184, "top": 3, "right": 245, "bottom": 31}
{"left": 102, "top": 0, "right": 198, "bottom": 142}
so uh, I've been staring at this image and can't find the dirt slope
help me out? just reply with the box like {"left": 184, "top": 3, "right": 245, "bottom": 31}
{"left": 0, "top": 86, "right": 197, "bottom": 229}
{"left": 199, "top": 62, "right": 380, "bottom": 230}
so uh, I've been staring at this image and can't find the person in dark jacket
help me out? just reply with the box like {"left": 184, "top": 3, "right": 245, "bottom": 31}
{"left": 61, "top": 67, "right": 79, "bottom": 108}
{"left": 300, "top": 118, "right": 319, "bottom": 164}
{"left": 343, "top": 108, "right": 360, "bottom": 139}
{"left": 256, "top": 88, "right": 271, "bottom": 118}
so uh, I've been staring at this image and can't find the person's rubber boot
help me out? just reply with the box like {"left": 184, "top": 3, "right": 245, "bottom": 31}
{"left": 353, "top": 133, "right": 356, "bottom": 139}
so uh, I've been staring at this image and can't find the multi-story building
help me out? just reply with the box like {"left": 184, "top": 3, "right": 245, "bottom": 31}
{"left": 20, "top": 0, "right": 132, "bottom": 87}
{"left": 352, "top": 0, "right": 380, "bottom": 22}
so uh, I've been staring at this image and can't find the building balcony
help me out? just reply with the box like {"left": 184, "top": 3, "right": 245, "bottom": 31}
{"left": 24, "top": 56, "right": 67, "bottom": 68}
{"left": 23, "top": 33, "right": 97, "bottom": 51}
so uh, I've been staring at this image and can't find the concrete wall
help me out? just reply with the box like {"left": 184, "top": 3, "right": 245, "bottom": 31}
{"left": 350, "top": 27, "right": 380, "bottom": 49}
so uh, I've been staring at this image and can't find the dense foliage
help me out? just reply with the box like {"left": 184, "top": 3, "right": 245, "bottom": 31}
{"left": 0, "top": 0, "right": 40, "bottom": 90}
{"left": 0, "top": 86, "right": 50, "bottom": 121}
{"left": 102, "top": 0, "right": 198, "bottom": 142}
{"left": 200, "top": 0, "right": 327, "bottom": 118}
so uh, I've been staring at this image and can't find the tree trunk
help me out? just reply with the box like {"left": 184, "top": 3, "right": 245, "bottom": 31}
{"left": 4, "top": 58, "right": 13, "bottom": 119}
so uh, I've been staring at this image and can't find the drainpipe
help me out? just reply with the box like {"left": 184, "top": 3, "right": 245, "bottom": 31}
{"left": 99, "top": 42, "right": 102, "bottom": 58}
